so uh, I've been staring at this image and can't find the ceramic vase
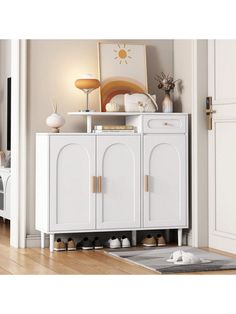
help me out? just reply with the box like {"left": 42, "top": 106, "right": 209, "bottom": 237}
{"left": 46, "top": 104, "right": 65, "bottom": 133}
{"left": 162, "top": 92, "right": 173, "bottom": 113}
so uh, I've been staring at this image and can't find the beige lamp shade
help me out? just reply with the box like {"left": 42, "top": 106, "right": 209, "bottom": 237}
{"left": 75, "top": 78, "right": 100, "bottom": 90}
{"left": 74, "top": 75, "right": 100, "bottom": 111}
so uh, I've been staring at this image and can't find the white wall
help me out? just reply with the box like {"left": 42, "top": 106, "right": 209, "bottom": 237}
{"left": 174, "top": 40, "right": 193, "bottom": 243}
{"left": 0, "top": 40, "right": 11, "bottom": 153}
{"left": 173, "top": 40, "right": 193, "bottom": 114}
{"left": 26, "top": 39, "right": 174, "bottom": 236}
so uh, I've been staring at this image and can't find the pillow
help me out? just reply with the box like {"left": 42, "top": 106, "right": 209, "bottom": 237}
{"left": 124, "top": 93, "right": 158, "bottom": 112}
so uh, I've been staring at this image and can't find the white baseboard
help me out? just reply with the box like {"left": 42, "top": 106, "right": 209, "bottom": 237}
{"left": 26, "top": 234, "right": 49, "bottom": 248}
{"left": 182, "top": 229, "right": 192, "bottom": 246}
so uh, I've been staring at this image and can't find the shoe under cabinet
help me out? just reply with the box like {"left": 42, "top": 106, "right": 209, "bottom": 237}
{"left": 53, "top": 234, "right": 167, "bottom": 251}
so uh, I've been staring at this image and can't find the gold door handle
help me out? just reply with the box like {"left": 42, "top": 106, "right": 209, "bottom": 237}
{"left": 206, "top": 109, "right": 216, "bottom": 114}
{"left": 144, "top": 175, "right": 149, "bottom": 192}
{"left": 91, "top": 176, "right": 96, "bottom": 193}
{"left": 97, "top": 176, "right": 102, "bottom": 193}
{"left": 206, "top": 96, "right": 216, "bottom": 130}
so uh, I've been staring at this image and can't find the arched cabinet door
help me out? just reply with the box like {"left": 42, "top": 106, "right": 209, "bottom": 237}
{"left": 144, "top": 134, "right": 187, "bottom": 228}
{"left": 96, "top": 135, "right": 141, "bottom": 229}
{"left": 50, "top": 136, "right": 96, "bottom": 231}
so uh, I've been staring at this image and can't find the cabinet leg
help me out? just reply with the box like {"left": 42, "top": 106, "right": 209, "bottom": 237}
{"left": 132, "top": 230, "right": 137, "bottom": 246}
{"left": 178, "top": 229, "right": 182, "bottom": 247}
{"left": 165, "top": 230, "right": 170, "bottom": 243}
{"left": 49, "top": 234, "right": 54, "bottom": 252}
{"left": 41, "top": 232, "right": 45, "bottom": 249}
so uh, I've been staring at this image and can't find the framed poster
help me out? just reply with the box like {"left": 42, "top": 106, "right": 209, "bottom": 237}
{"left": 98, "top": 43, "right": 148, "bottom": 111}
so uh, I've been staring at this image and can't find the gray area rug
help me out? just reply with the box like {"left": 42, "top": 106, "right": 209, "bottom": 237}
{"left": 106, "top": 247, "right": 236, "bottom": 274}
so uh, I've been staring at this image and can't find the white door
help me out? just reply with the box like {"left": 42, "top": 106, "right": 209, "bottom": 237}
{"left": 50, "top": 136, "right": 96, "bottom": 231}
{"left": 96, "top": 135, "right": 140, "bottom": 229}
{"left": 208, "top": 40, "right": 236, "bottom": 254}
{"left": 144, "top": 134, "right": 187, "bottom": 228}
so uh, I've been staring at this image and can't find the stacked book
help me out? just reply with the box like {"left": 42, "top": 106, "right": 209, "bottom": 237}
{"left": 93, "top": 125, "right": 136, "bottom": 133}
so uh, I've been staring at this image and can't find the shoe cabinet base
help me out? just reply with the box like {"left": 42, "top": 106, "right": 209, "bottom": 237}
{"left": 42, "top": 228, "right": 184, "bottom": 252}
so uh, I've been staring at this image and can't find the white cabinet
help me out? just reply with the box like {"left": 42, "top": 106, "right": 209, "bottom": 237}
{"left": 36, "top": 135, "right": 96, "bottom": 233}
{"left": 96, "top": 135, "right": 140, "bottom": 229}
{"left": 36, "top": 113, "right": 188, "bottom": 251}
{"left": 36, "top": 134, "right": 140, "bottom": 235}
{"left": 50, "top": 136, "right": 96, "bottom": 231}
{"left": 144, "top": 134, "right": 187, "bottom": 228}
{"left": 0, "top": 168, "right": 11, "bottom": 220}
{"left": 143, "top": 115, "right": 186, "bottom": 134}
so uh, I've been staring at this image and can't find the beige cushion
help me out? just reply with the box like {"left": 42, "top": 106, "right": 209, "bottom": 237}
{"left": 124, "top": 93, "right": 158, "bottom": 112}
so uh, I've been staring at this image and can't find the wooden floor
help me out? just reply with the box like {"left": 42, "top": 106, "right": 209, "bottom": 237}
{"left": 1, "top": 220, "right": 236, "bottom": 275}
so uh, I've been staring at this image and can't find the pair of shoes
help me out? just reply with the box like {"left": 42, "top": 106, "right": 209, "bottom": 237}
{"left": 141, "top": 234, "right": 166, "bottom": 247}
{"left": 77, "top": 237, "right": 103, "bottom": 250}
{"left": 67, "top": 238, "right": 76, "bottom": 251}
{"left": 108, "top": 236, "right": 131, "bottom": 249}
{"left": 54, "top": 238, "right": 66, "bottom": 251}
{"left": 157, "top": 234, "right": 166, "bottom": 247}
{"left": 54, "top": 238, "right": 76, "bottom": 251}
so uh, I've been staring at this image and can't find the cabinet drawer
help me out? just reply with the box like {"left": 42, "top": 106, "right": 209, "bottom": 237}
{"left": 143, "top": 115, "right": 187, "bottom": 133}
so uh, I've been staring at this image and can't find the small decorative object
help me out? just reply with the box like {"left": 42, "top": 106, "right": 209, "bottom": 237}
{"left": 138, "top": 101, "right": 145, "bottom": 112}
{"left": 0, "top": 151, "right": 6, "bottom": 167}
{"left": 105, "top": 102, "right": 120, "bottom": 112}
{"left": 5, "top": 152, "right": 11, "bottom": 168}
{"left": 46, "top": 103, "right": 65, "bottom": 133}
{"left": 162, "top": 93, "right": 173, "bottom": 113}
{"left": 155, "top": 72, "right": 179, "bottom": 113}
{"left": 98, "top": 43, "right": 148, "bottom": 111}
{"left": 74, "top": 74, "right": 100, "bottom": 112}
{"left": 124, "top": 93, "right": 158, "bottom": 112}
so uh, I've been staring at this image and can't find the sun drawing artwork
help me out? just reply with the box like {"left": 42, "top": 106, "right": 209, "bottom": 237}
{"left": 99, "top": 43, "right": 148, "bottom": 111}
{"left": 113, "top": 44, "right": 132, "bottom": 64}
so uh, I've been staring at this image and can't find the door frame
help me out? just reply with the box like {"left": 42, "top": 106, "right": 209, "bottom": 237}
{"left": 10, "top": 39, "right": 27, "bottom": 248}
{"left": 191, "top": 40, "right": 208, "bottom": 248}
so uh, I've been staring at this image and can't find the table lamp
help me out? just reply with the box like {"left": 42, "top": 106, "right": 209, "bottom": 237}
{"left": 75, "top": 74, "right": 100, "bottom": 112}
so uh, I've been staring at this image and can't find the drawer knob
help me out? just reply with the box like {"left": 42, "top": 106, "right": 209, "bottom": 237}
{"left": 164, "top": 122, "right": 168, "bottom": 126}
